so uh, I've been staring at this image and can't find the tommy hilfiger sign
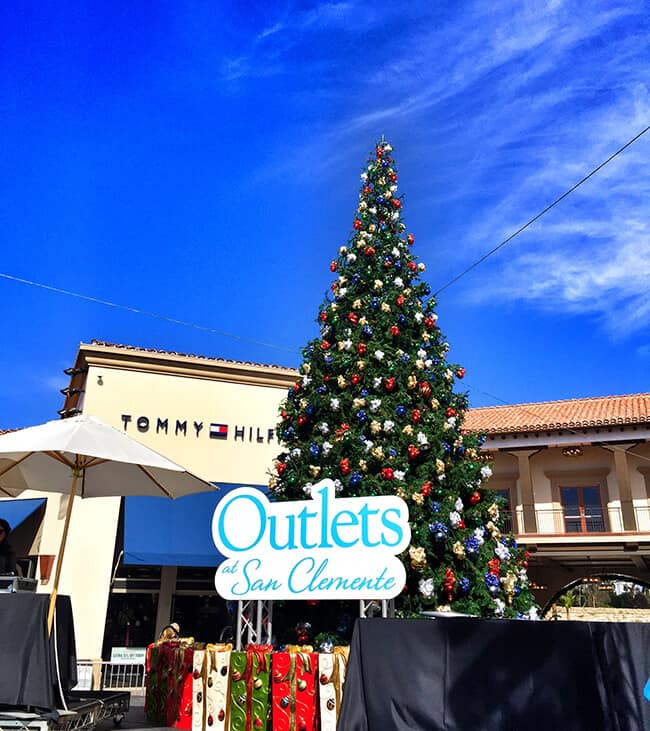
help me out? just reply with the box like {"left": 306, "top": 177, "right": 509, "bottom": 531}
{"left": 120, "top": 414, "right": 275, "bottom": 443}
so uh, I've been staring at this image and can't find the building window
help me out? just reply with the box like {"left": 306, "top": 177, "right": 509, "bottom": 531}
{"left": 560, "top": 486, "right": 605, "bottom": 533}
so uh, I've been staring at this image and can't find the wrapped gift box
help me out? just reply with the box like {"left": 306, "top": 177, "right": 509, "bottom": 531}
{"left": 192, "top": 644, "right": 232, "bottom": 731}
{"left": 317, "top": 648, "right": 349, "bottom": 731}
{"left": 229, "top": 644, "right": 272, "bottom": 731}
{"left": 271, "top": 646, "right": 319, "bottom": 731}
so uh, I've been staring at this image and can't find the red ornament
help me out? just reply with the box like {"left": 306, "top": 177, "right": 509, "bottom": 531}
{"left": 412, "top": 409, "right": 421, "bottom": 423}
{"left": 351, "top": 373, "right": 361, "bottom": 385}
{"left": 385, "top": 377, "right": 396, "bottom": 391}
{"left": 487, "top": 558, "right": 500, "bottom": 576}
{"left": 293, "top": 381, "right": 301, "bottom": 392}
{"left": 376, "top": 146, "right": 383, "bottom": 158}
{"left": 330, "top": 260, "right": 337, "bottom": 272}
{"left": 323, "top": 374, "right": 330, "bottom": 382}
{"left": 408, "top": 261, "right": 417, "bottom": 271}
{"left": 457, "top": 519, "right": 465, "bottom": 529}
{"left": 340, "top": 458, "right": 351, "bottom": 475}
{"left": 207, "top": 715, "right": 214, "bottom": 727}
{"left": 320, "top": 673, "right": 328, "bottom": 685}
{"left": 330, "top": 282, "right": 337, "bottom": 292}
{"left": 193, "top": 669, "right": 200, "bottom": 679}
{"left": 363, "top": 186, "right": 372, "bottom": 194}
{"left": 319, "top": 311, "right": 327, "bottom": 322}
{"left": 297, "top": 415, "right": 307, "bottom": 426}
{"left": 218, "top": 710, "right": 225, "bottom": 722}
{"left": 389, "top": 172, "right": 397, "bottom": 182}
{"left": 321, "top": 340, "right": 331, "bottom": 350}
{"left": 254, "top": 719, "right": 263, "bottom": 729}
{"left": 392, "top": 198, "right": 401, "bottom": 209}
{"left": 364, "top": 246, "right": 376, "bottom": 256}
{"left": 425, "top": 316, "right": 436, "bottom": 329}
{"left": 407, "top": 444, "right": 420, "bottom": 460}
{"left": 446, "top": 407, "right": 456, "bottom": 417}
{"left": 469, "top": 490, "right": 481, "bottom": 505}
{"left": 276, "top": 462, "right": 287, "bottom": 475}
{"left": 419, "top": 381, "right": 431, "bottom": 397}
{"left": 390, "top": 325, "right": 400, "bottom": 337}
{"left": 421, "top": 481, "right": 432, "bottom": 497}
{"left": 456, "top": 367, "right": 466, "bottom": 379}
{"left": 381, "top": 467, "right": 394, "bottom": 480}
{"left": 443, "top": 567, "right": 456, "bottom": 601}
{"left": 357, "top": 342, "right": 367, "bottom": 355}
{"left": 383, "top": 258, "right": 392, "bottom": 268}
{"left": 281, "top": 410, "right": 289, "bottom": 421}
{"left": 396, "top": 294, "right": 405, "bottom": 306}
{"left": 407, "top": 233, "right": 415, "bottom": 245}
{"left": 348, "top": 312, "right": 359, "bottom": 325}
{"left": 353, "top": 219, "right": 362, "bottom": 230}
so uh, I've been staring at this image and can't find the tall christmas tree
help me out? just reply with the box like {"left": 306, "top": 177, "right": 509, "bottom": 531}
{"left": 269, "top": 140, "right": 537, "bottom": 631}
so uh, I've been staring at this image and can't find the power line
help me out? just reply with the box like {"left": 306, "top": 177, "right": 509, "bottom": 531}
{"left": 0, "top": 271, "right": 300, "bottom": 356}
{"left": 433, "top": 123, "right": 650, "bottom": 297}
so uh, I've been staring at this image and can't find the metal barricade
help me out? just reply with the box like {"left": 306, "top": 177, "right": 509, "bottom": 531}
{"left": 74, "top": 660, "right": 146, "bottom": 693}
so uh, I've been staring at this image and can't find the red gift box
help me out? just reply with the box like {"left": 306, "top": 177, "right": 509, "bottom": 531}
{"left": 271, "top": 647, "right": 319, "bottom": 731}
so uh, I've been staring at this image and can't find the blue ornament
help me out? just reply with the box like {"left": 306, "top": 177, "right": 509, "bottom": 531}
{"left": 514, "top": 586, "right": 521, "bottom": 596}
{"left": 398, "top": 314, "right": 407, "bottom": 325}
{"left": 285, "top": 427, "right": 295, "bottom": 439}
{"left": 361, "top": 389, "right": 369, "bottom": 397}
{"left": 305, "top": 404, "right": 314, "bottom": 416}
{"left": 388, "top": 448, "right": 397, "bottom": 458}
{"left": 430, "top": 501, "right": 441, "bottom": 513}
{"left": 349, "top": 471, "right": 362, "bottom": 487}
{"left": 324, "top": 355, "right": 333, "bottom": 367}
{"left": 401, "top": 353, "right": 409, "bottom": 363}
{"left": 422, "top": 284, "right": 431, "bottom": 296}
{"left": 316, "top": 385, "right": 328, "bottom": 395}
{"left": 381, "top": 160, "right": 389, "bottom": 168}
{"left": 310, "top": 443, "right": 320, "bottom": 458}
{"left": 442, "top": 442, "right": 451, "bottom": 453}
{"left": 429, "top": 521, "right": 448, "bottom": 541}
{"left": 357, "top": 409, "right": 367, "bottom": 423}
{"left": 376, "top": 196, "right": 385, "bottom": 205}
{"left": 396, "top": 405, "right": 406, "bottom": 417}
{"left": 352, "top": 273, "right": 360, "bottom": 284}
{"left": 363, "top": 325, "right": 373, "bottom": 337}
{"left": 394, "top": 260, "right": 402, "bottom": 270}
{"left": 485, "top": 573, "right": 500, "bottom": 594}
{"left": 304, "top": 346, "right": 314, "bottom": 357}
{"left": 456, "top": 445, "right": 465, "bottom": 456}
{"left": 460, "top": 577, "right": 470, "bottom": 593}
{"left": 384, "top": 256, "right": 392, "bottom": 266}
{"left": 371, "top": 297, "right": 380, "bottom": 308}
{"left": 465, "top": 536, "right": 480, "bottom": 556}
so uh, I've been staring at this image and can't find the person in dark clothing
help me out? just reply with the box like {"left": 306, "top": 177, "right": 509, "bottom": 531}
{"left": 0, "top": 518, "right": 17, "bottom": 574}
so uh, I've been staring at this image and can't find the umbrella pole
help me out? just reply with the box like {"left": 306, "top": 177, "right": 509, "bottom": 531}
{"left": 47, "top": 472, "right": 79, "bottom": 635}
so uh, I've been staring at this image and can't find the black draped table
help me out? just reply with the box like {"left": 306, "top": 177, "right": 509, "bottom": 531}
{"left": 338, "top": 617, "right": 650, "bottom": 731}
{"left": 0, "top": 593, "right": 77, "bottom": 710}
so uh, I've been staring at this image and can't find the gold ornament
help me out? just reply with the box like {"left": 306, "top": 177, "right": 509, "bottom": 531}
{"left": 309, "top": 465, "right": 321, "bottom": 478}
{"left": 381, "top": 302, "right": 391, "bottom": 313}
{"left": 402, "top": 425, "right": 414, "bottom": 436}
{"left": 486, "top": 520, "right": 501, "bottom": 540}
{"left": 352, "top": 298, "right": 362, "bottom": 309}
{"left": 501, "top": 571, "right": 518, "bottom": 604}
{"left": 359, "top": 459, "right": 368, "bottom": 472}
{"left": 430, "top": 398, "right": 440, "bottom": 409}
{"left": 407, "top": 375, "right": 417, "bottom": 389}
{"left": 370, "top": 420, "right": 382, "bottom": 434}
{"left": 409, "top": 546, "right": 427, "bottom": 571}
{"left": 412, "top": 492, "right": 424, "bottom": 506}
{"left": 371, "top": 446, "right": 384, "bottom": 460}
{"left": 488, "top": 503, "right": 500, "bottom": 519}
{"left": 453, "top": 541, "right": 466, "bottom": 559}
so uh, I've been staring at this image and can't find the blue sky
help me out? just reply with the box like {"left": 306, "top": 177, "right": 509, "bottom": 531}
{"left": 1, "top": 0, "right": 649, "bottom": 429}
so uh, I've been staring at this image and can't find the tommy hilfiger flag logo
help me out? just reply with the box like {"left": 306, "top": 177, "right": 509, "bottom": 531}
{"left": 210, "top": 423, "right": 228, "bottom": 439}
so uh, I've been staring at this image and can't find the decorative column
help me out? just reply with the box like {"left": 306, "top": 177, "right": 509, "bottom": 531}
{"left": 509, "top": 450, "right": 541, "bottom": 534}
{"left": 604, "top": 445, "right": 638, "bottom": 531}
{"left": 155, "top": 565, "right": 177, "bottom": 637}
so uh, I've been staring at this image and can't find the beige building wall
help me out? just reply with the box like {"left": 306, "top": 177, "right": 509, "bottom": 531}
{"left": 82, "top": 365, "right": 287, "bottom": 483}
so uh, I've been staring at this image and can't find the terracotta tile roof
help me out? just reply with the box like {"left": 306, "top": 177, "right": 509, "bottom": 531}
{"left": 465, "top": 393, "right": 650, "bottom": 434}
{"left": 87, "top": 339, "right": 297, "bottom": 372}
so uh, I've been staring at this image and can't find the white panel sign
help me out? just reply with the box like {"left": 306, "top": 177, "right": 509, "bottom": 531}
{"left": 212, "top": 478, "right": 411, "bottom": 600}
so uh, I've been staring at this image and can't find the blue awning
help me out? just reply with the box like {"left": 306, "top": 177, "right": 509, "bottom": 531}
{"left": 123, "top": 483, "right": 265, "bottom": 567}
{"left": 0, "top": 498, "right": 46, "bottom": 532}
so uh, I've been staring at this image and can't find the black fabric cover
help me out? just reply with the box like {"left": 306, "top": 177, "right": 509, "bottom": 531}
{"left": 338, "top": 617, "right": 650, "bottom": 731}
{"left": 0, "top": 593, "right": 77, "bottom": 710}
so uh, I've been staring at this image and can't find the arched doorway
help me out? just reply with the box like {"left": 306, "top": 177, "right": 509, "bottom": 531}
{"left": 542, "top": 573, "right": 650, "bottom": 621}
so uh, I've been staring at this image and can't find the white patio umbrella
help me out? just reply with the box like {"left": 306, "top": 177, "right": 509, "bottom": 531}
{"left": 0, "top": 414, "right": 218, "bottom": 632}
